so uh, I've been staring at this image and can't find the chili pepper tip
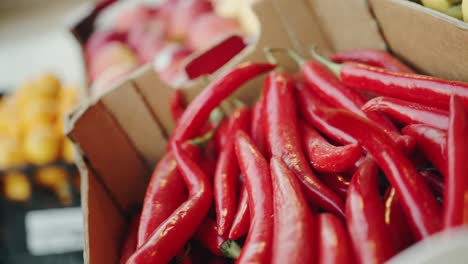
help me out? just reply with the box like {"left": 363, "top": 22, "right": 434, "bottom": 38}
{"left": 220, "top": 239, "right": 241, "bottom": 259}
{"left": 310, "top": 47, "right": 341, "bottom": 77}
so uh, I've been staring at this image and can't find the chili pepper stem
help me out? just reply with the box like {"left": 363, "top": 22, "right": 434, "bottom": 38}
{"left": 188, "top": 128, "right": 216, "bottom": 147}
{"left": 263, "top": 47, "right": 307, "bottom": 66}
{"left": 310, "top": 48, "right": 342, "bottom": 77}
{"left": 220, "top": 239, "right": 241, "bottom": 259}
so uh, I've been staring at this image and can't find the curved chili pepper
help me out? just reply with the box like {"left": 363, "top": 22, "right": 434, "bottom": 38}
{"left": 171, "top": 63, "right": 275, "bottom": 144}
{"left": 323, "top": 108, "right": 441, "bottom": 240}
{"left": 194, "top": 218, "right": 240, "bottom": 259}
{"left": 127, "top": 142, "right": 212, "bottom": 263}
{"left": 214, "top": 107, "right": 251, "bottom": 236}
{"left": 317, "top": 213, "right": 355, "bottom": 264}
{"left": 214, "top": 119, "right": 229, "bottom": 154}
{"left": 138, "top": 143, "right": 200, "bottom": 246}
{"left": 384, "top": 187, "right": 414, "bottom": 253}
{"left": 318, "top": 173, "right": 350, "bottom": 200}
{"left": 171, "top": 89, "right": 185, "bottom": 123}
{"left": 362, "top": 96, "right": 449, "bottom": 130}
{"left": 264, "top": 72, "right": 345, "bottom": 217}
{"left": 120, "top": 212, "right": 141, "bottom": 264}
{"left": 251, "top": 100, "right": 268, "bottom": 157}
{"left": 330, "top": 49, "right": 414, "bottom": 73}
{"left": 234, "top": 131, "right": 273, "bottom": 264}
{"left": 300, "top": 120, "right": 362, "bottom": 173}
{"left": 443, "top": 96, "right": 468, "bottom": 228}
{"left": 271, "top": 157, "right": 314, "bottom": 264}
{"left": 402, "top": 124, "right": 447, "bottom": 177}
{"left": 347, "top": 157, "right": 395, "bottom": 263}
{"left": 312, "top": 50, "right": 468, "bottom": 110}
{"left": 420, "top": 171, "right": 444, "bottom": 197}
{"left": 228, "top": 185, "right": 249, "bottom": 240}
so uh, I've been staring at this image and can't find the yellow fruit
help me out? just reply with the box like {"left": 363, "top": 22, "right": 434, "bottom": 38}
{"left": 463, "top": 0, "right": 468, "bottom": 21}
{"left": 33, "top": 72, "right": 61, "bottom": 98}
{"left": 0, "top": 137, "right": 25, "bottom": 170}
{"left": 422, "top": 0, "right": 463, "bottom": 19}
{"left": 62, "top": 137, "right": 75, "bottom": 163}
{"left": 3, "top": 171, "right": 31, "bottom": 202}
{"left": 35, "top": 166, "right": 72, "bottom": 205}
{"left": 22, "top": 125, "right": 61, "bottom": 165}
{"left": 59, "top": 86, "right": 79, "bottom": 114}
{"left": 19, "top": 98, "right": 57, "bottom": 131}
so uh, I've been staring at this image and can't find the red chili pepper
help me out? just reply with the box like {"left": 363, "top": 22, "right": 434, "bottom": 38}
{"left": 318, "top": 173, "right": 350, "bottom": 200}
{"left": 214, "top": 119, "right": 229, "bottom": 154}
{"left": 270, "top": 157, "right": 315, "bottom": 264}
{"left": 317, "top": 213, "right": 355, "bottom": 264}
{"left": 215, "top": 107, "right": 251, "bottom": 236}
{"left": 120, "top": 212, "right": 141, "bottom": 264}
{"left": 228, "top": 185, "right": 249, "bottom": 240}
{"left": 171, "top": 63, "right": 275, "bottom": 144}
{"left": 384, "top": 187, "right": 414, "bottom": 253}
{"left": 194, "top": 218, "right": 240, "bottom": 258}
{"left": 250, "top": 100, "right": 268, "bottom": 157}
{"left": 420, "top": 170, "right": 444, "bottom": 197}
{"left": 300, "top": 120, "right": 362, "bottom": 173}
{"left": 329, "top": 49, "right": 414, "bottom": 73}
{"left": 323, "top": 108, "right": 441, "bottom": 240}
{"left": 312, "top": 50, "right": 468, "bottom": 110}
{"left": 138, "top": 143, "right": 200, "bottom": 247}
{"left": 171, "top": 89, "right": 185, "bottom": 123}
{"left": 402, "top": 124, "right": 447, "bottom": 177}
{"left": 127, "top": 142, "right": 212, "bottom": 263}
{"left": 264, "top": 72, "right": 345, "bottom": 217}
{"left": 443, "top": 96, "right": 468, "bottom": 228}
{"left": 347, "top": 157, "right": 395, "bottom": 263}
{"left": 362, "top": 96, "right": 449, "bottom": 130}
{"left": 234, "top": 131, "right": 273, "bottom": 264}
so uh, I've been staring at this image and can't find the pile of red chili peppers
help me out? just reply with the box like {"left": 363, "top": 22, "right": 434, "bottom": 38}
{"left": 119, "top": 48, "right": 468, "bottom": 264}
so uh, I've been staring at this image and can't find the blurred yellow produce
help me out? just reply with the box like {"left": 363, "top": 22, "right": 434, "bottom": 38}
{"left": 35, "top": 166, "right": 72, "bottom": 205}
{"left": 22, "top": 124, "right": 61, "bottom": 165}
{"left": 3, "top": 171, "right": 31, "bottom": 202}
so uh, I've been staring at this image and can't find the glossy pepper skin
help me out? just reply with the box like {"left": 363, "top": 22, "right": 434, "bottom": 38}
{"left": 264, "top": 72, "right": 345, "bottom": 217}
{"left": 137, "top": 143, "right": 200, "bottom": 247}
{"left": 443, "top": 96, "right": 468, "bottom": 228}
{"left": 120, "top": 212, "right": 141, "bottom": 264}
{"left": 170, "top": 89, "right": 185, "bottom": 123}
{"left": 194, "top": 218, "right": 240, "bottom": 258}
{"left": 347, "top": 157, "right": 395, "bottom": 263}
{"left": 127, "top": 142, "right": 212, "bottom": 264}
{"left": 318, "top": 213, "right": 355, "bottom": 264}
{"left": 330, "top": 49, "right": 414, "bottom": 73}
{"left": 402, "top": 124, "right": 447, "bottom": 177}
{"left": 323, "top": 108, "right": 441, "bottom": 240}
{"left": 171, "top": 63, "right": 275, "bottom": 144}
{"left": 250, "top": 100, "right": 268, "bottom": 157}
{"left": 384, "top": 188, "right": 414, "bottom": 253}
{"left": 420, "top": 171, "right": 444, "bottom": 197}
{"left": 228, "top": 185, "right": 250, "bottom": 240}
{"left": 318, "top": 173, "right": 351, "bottom": 200}
{"left": 214, "top": 119, "right": 229, "bottom": 154}
{"left": 214, "top": 107, "right": 251, "bottom": 236}
{"left": 271, "top": 157, "right": 315, "bottom": 264}
{"left": 234, "top": 131, "right": 273, "bottom": 264}
{"left": 300, "top": 120, "right": 362, "bottom": 173}
{"left": 362, "top": 96, "right": 449, "bottom": 130}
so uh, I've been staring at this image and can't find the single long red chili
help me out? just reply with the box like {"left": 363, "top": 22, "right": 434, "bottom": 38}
{"left": 264, "top": 72, "right": 345, "bottom": 217}
{"left": 313, "top": 50, "right": 468, "bottom": 110}
{"left": 362, "top": 96, "right": 449, "bottom": 130}
{"left": 214, "top": 119, "right": 229, "bottom": 154}
{"left": 318, "top": 213, "right": 355, "bottom": 264}
{"left": 251, "top": 100, "right": 268, "bottom": 157}
{"left": 402, "top": 124, "right": 447, "bottom": 177}
{"left": 270, "top": 157, "right": 314, "bottom": 264}
{"left": 347, "top": 157, "right": 395, "bottom": 263}
{"left": 228, "top": 185, "right": 250, "bottom": 240}
{"left": 170, "top": 89, "right": 185, "bottom": 123}
{"left": 323, "top": 108, "right": 441, "bottom": 240}
{"left": 120, "top": 212, "right": 141, "bottom": 264}
{"left": 127, "top": 142, "right": 212, "bottom": 263}
{"left": 234, "top": 131, "right": 273, "bottom": 264}
{"left": 193, "top": 218, "right": 240, "bottom": 259}
{"left": 420, "top": 170, "right": 444, "bottom": 197}
{"left": 171, "top": 62, "right": 275, "bottom": 144}
{"left": 384, "top": 187, "right": 414, "bottom": 253}
{"left": 137, "top": 143, "right": 200, "bottom": 247}
{"left": 300, "top": 120, "right": 362, "bottom": 173}
{"left": 318, "top": 173, "right": 350, "bottom": 200}
{"left": 214, "top": 107, "right": 251, "bottom": 236}
{"left": 330, "top": 49, "right": 414, "bottom": 73}
{"left": 443, "top": 96, "right": 468, "bottom": 229}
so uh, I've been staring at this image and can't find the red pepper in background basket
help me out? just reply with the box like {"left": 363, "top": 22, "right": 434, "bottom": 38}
{"left": 384, "top": 187, "right": 414, "bottom": 253}
{"left": 235, "top": 131, "right": 273, "bottom": 264}
{"left": 312, "top": 50, "right": 468, "bottom": 110}
{"left": 229, "top": 185, "right": 250, "bottom": 240}
{"left": 264, "top": 72, "right": 345, "bottom": 217}
{"left": 318, "top": 173, "right": 350, "bottom": 200}
{"left": 329, "top": 49, "right": 415, "bottom": 73}
{"left": 362, "top": 96, "right": 449, "bottom": 130}
{"left": 323, "top": 108, "right": 441, "bottom": 240}
{"left": 347, "top": 157, "right": 396, "bottom": 263}
{"left": 193, "top": 218, "right": 240, "bottom": 258}
{"left": 120, "top": 212, "right": 141, "bottom": 264}
{"left": 443, "top": 96, "right": 468, "bottom": 229}
{"left": 127, "top": 142, "right": 212, "bottom": 264}
{"left": 318, "top": 213, "right": 355, "bottom": 264}
{"left": 250, "top": 100, "right": 268, "bottom": 157}
{"left": 171, "top": 62, "right": 275, "bottom": 144}
{"left": 270, "top": 157, "right": 315, "bottom": 264}
{"left": 170, "top": 89, "right": 186, "bottom": 123}
{"left": 402, "top": 124, "right": 447, "bottom": 177}
{"left": 300, "top": 120, "right": 362, "bottom": 173}
{"left": 214, "top": 106, "right": 251, "bottom": 236}
{"left": 137, "top": 143, "right": 200, "bottom": 247}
